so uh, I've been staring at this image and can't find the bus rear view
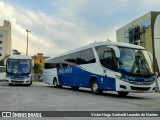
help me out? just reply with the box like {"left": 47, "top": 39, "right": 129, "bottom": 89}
{"left": 4, "top": 55, "right": 34, "bottom": 86}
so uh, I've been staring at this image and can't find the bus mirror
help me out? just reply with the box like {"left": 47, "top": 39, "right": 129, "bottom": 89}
{"left": 155, "top": 72, "right": 158, "bottom": 77}
{"left": 107, "top": 46, "right": 120, "bottom": 57}
{"left": 4, "top": 59, "right": 7, "bottom": 66}
{"left": 32, "top": 60, "right": 34, "bottom": 67}
{"left": 147, "top": 51, "right": 153, "bottom": 62}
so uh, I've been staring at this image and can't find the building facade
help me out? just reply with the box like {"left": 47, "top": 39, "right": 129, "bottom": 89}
{"left": 0, "top": 20, "right": 12, "bottom": 60}
{"left": 32, "top": 53, "right": 49, "bottom": 65}
{"left": 116, "top": 11, "right": 160, "bottom": 70}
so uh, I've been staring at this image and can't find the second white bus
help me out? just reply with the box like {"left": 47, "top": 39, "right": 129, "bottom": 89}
{"left": 4, "top": 55, "right": 34, "bottom": 86}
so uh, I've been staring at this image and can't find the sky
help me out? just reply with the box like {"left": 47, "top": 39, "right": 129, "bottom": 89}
{"left": 0, "top": 0, "right": 160, "bottom": 57}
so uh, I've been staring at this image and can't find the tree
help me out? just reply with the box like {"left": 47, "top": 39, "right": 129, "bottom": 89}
{"left": 12, "top": 49, "right": 21, "bottom": 55}
{"left": 34, "top": 63, "right": 43, "bottom": 74}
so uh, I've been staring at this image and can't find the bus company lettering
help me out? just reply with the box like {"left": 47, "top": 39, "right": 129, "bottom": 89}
{"left": 59, "top": 68, "right": 72, "bottom": 74}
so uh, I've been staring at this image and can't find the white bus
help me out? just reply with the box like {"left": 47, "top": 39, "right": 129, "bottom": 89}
{"left": 43, "top": 41, "right": 156, "bottom": 96}
{"left": 4, "top": 55, "right": 34, "bottom": 86}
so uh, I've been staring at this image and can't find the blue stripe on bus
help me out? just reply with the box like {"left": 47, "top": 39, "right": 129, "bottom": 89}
{"left": 57, "top": 66, "right": 116, "bottom": 91}
{"left": 6, "top": 74, "right": 29, "bottom": 78}
{"left": 121, "top": 74, "right": 156, "bottom": 82}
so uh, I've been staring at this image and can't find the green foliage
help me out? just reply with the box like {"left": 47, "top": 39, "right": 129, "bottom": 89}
{"left": 0, "top": 55, "right": 9, "bottom": 66}
{"left": 34, "top": 63, "right": 43, "bottom": 74}
{"left": 33, "top": 55, "right": 37, "bottom": 59}
{"left": 0, "top": 60, "right": 3, "bottom": 66}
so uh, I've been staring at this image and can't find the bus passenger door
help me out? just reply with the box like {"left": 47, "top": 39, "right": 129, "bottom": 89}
{"left": 102, "top": 48, "right": 117, "bottom": 91}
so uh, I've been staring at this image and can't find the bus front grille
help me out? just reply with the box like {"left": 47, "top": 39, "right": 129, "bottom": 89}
{"left": 129, "top": 81, "right": 155, "bottom": 85}
{"left": 130, "top": 86, "right": 150, "bottom": 91}
{"left": 10, "top": 78, "right": 25, "bottom": 80}
{"left": 11, "top": 80, "right": 24, "bottom": 83}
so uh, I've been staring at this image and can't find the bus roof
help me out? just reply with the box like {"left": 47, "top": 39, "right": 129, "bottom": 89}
{"left": 45, "top": 41, "right": 145, "bottom": 62}
{"left": 7, "top": 55, "right": 32, "bottom": 59}
{"left": 93, "top": 41, "right": 145, "bottom": 49}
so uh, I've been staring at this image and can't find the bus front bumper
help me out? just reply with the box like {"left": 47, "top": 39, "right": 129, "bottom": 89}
{"left": 116, "top": 79, "right": 156, "bottom": 93}
{"left": 5, "top": 77, "right": 31, "bottom": 85}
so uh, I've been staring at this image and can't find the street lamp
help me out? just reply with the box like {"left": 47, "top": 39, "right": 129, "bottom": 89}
{"left": 26, "top": 30, "right": 31, "bottom": 55}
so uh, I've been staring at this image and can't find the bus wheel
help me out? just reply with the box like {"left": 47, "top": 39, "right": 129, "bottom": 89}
{"left": 71, "top": 86, "right": 79, "bottom": 90}
{"left": 53, "top": 78, "right": 62, "bottom": 88}
{"left": 91, "top": 80, "right": 102, "bottom": 95}
{"left": 9, "top": 83, "right": 13, "bottom": 86}
{"left": 53, "top": 78, "right": 58, "bottom": 88}
{"left": 118, "top": 92, "right": 129, "bottom": 97}
{"left": 26, "top": 84, "right": 31, "bottom": 86}
{"left": 26, "top": 81, "right": 32, "bottom": 86}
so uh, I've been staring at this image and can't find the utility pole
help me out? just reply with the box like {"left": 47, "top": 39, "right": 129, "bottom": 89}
{"left": 26, "top": 30, "right": 31, "bottom": 55}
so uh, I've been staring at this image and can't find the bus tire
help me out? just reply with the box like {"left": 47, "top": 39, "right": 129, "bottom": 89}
{"left": 118, "top": 92, "right": 129, "bottom": 97}
{"left": 71, "top": 86, "right": 79, "bottom": 90}
{"left": 26, "top": 84, "right": 31, "bottom": 86}
{"left": 90, "top": 80, "right": 102, "bottom": 95}
{"left": 53, "top": 78, "right": 62, "bottom": 88}
{"left": 9, "top": 83, "right": 13, "bottom": 86}
{"left": 30, "top": 80, "right": 32, "bottom": 85}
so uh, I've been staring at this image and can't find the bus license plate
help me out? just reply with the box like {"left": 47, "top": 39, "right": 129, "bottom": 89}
{"left": 136, "top": 90, "right": 144, "bottom": 93}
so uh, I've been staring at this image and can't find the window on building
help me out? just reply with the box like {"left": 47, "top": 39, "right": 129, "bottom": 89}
{"left": 0, "top": 41, "right": 2, "bottom": 44}
{"left": 0, "top": 53, "right": 1, "bottom": 56}
{"left": 0, "top": 34, "right": 3, "bottom": 40}
{"left": 0, "top": 47, "right": 2, "bottom": 50}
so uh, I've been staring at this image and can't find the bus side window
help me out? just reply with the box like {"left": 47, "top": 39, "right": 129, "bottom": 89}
{"left": 56, "top": 63, "right": 60, "bottom": 68}
{"left": 103, "top": 49, "right": 116, "bottom": 71}
{"left": 44, "top": 63, "right": 56, "bottom": 69}
{"left": 61, "top": 63, "right": 68, "bottom": 67}
{"left": 79, "top": 48, "right": 96, "bottom": 65}
{"left": 44, "top": 63, "right": 48, "bottom": 69}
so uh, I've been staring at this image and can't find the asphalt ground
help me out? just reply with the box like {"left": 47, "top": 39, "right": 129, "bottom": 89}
{"left": 0, "top": 82, "right": 160, "bottom": 120}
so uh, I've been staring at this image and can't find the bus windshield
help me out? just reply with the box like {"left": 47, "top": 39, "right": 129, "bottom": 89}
{"left": 118, "top": 47, "right": 154, "bottom": 76}
{"left": 7, "top": 59, "right": 31, "bottom": 75}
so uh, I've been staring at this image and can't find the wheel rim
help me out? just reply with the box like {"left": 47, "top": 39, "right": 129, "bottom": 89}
{"left": 54, "top": 80, "right": 57, "bottom": 86}
{"left": 92, "top": 83, "right": 98, "bottom": 92}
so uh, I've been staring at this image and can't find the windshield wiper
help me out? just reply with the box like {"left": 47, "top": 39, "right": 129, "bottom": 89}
{"left": 19, "top": 65, "right": 24, "bottom": 74}
{"left": 138, "top": 56, "right": 150, "bottom": 75}
{"left": 131, "top": 56, "right": 141, "bottom": 73}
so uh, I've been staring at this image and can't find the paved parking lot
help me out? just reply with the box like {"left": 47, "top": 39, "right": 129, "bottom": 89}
{"left": 0, "top": 82, "right": 160, "bottom": 120}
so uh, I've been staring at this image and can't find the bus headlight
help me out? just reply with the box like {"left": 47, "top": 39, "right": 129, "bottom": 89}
{"left": 25, "top": 76, "right": 30, "bottom": 79}
{"left": 6, "top": 75, "right": 10, "bottom": 78}
{"left": 116, "top": 75, "right": 129, "bottom": 82}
